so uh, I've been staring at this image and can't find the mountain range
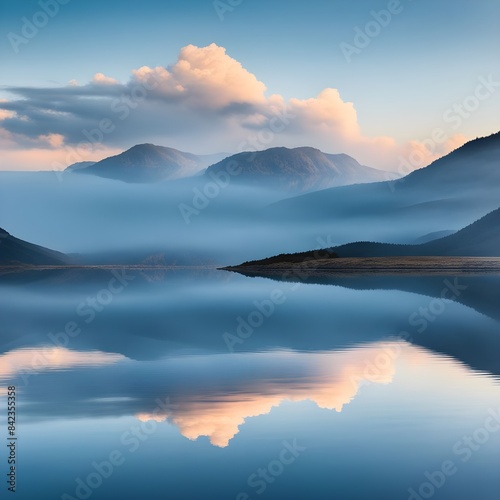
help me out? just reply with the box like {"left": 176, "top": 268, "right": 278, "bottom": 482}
{"left": 66, "top": 143, "right": 396, "bottom": 189}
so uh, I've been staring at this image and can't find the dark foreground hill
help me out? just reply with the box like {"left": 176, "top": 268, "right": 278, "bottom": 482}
{"left": 0, "top": 228, "right": 67, "bottom": 265}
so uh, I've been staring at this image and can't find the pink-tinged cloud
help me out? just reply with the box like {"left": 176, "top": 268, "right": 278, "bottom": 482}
{"left": 400, "top": 133, "right": 469, "bottom": 173}
{"left": 0, "top": 101, "right": 15, "bottom": 121}
{"left": 92, "top": 73, "right": 119, "bottom": 85}
{"left": 133, "top": 43, "right": 267, "bottom": 108}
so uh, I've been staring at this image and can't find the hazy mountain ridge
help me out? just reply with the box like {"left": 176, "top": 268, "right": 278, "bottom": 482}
{"left": 266, "top": 132, "right": 500, "bottom": 234}
{"left": 67, "top": 143, "right": 395, "bottom": 189}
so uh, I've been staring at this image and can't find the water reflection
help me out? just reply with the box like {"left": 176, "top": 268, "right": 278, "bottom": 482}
{"left": 3, "top": 341, "right": 490, "bottom": 449}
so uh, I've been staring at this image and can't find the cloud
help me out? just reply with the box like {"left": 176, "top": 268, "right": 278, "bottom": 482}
{"left": 0, "top": 43, "right": 473, "bottom": 171}
{"left": 92, "top": 73, "right": 119, "bottom": 85}
{"left": 132, "top": 43, "right": 267, "bottom": 109}
{"left": 0, "top": 99, "right": 15, "bottom": 121}
{"left": 39, "top": 133, "right": 65, "bottom": 148}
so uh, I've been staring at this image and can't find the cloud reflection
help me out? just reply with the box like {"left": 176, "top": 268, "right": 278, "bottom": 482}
{"left": 136, "top": 342, "right": 401, "bottom": 447}
{"left": 0, "top": 347, "right": 125, "bottom": 383}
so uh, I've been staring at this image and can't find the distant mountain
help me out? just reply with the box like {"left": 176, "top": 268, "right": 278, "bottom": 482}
{"left": 205, "top": 147, "right": 397, "bottom": 192}
{"left": 0, "top": 228, "right": 67, "bottom": 265}
{"left": 67, "top": 144, "right": 228, "bottom": 183}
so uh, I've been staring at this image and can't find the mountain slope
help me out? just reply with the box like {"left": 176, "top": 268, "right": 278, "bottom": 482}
{"left": 395, "top": 131, "right": 500, "bottom": 193}
{"left": 266, "top": 132, "right": 500, "bottom": 233}
{"left": 68, "top": 144, "right": 227, "bottom": 183}
{"left": 205, "top": 146, "right": 396, "bottom": 192}
{"left": 0, "top": 228, "right": 67, "bottom": 265}
{"left": 329, "top": 207, "right": 500, "bottom": 258}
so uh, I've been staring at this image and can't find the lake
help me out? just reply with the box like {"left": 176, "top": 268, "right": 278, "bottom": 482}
{"left": 1, "top": 268, "right": 499, "bottom": 499}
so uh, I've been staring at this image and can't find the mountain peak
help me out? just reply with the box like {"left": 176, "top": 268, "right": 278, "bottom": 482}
{"left": 205, "top": 145, "right": 395, "bottom": 192}
{"left": 65, "top": 144, "right": 226, "bottom": 183}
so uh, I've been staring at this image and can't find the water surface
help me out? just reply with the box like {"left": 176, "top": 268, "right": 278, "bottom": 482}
{"left": 0, "top": 269, "right": 499, "bottom": 499}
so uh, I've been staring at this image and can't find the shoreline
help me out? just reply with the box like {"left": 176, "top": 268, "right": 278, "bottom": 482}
{"left": 222, "top": 256, "right": 500, "bottom": 277}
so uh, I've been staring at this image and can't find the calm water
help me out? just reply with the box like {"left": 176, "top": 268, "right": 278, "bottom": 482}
{"left": 1, "top": 269, "right": 499, "bottom": 499}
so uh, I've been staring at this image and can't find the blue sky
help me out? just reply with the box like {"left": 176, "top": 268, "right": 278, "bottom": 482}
{"left": 0, "top": 0, "right": 499, "bottom": 170}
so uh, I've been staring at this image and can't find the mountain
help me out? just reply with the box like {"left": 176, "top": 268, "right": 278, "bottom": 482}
{"left": 395, "top": 131, "right": 500, "bottom": 193}
{"left": 266, "top": 132, "right": 500, "bottom": 238}
{"left": 332, "top": 208, "right": 500, "bottom": 257}
{"left": 67, "top": 144, "right": 228, "bottom": 183}
{"left": 329, "top": 207, "right": 500, "bottom": 257}
{"left": 0, "top": 228, "right": 67, "bottom": 265}
{"left": 205, "top": 146, "right": 397, "bottom": 192}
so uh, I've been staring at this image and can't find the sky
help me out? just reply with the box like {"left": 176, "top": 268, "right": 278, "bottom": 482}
{"left": 0, "top": 0, "right": 499, "bottom": 171}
